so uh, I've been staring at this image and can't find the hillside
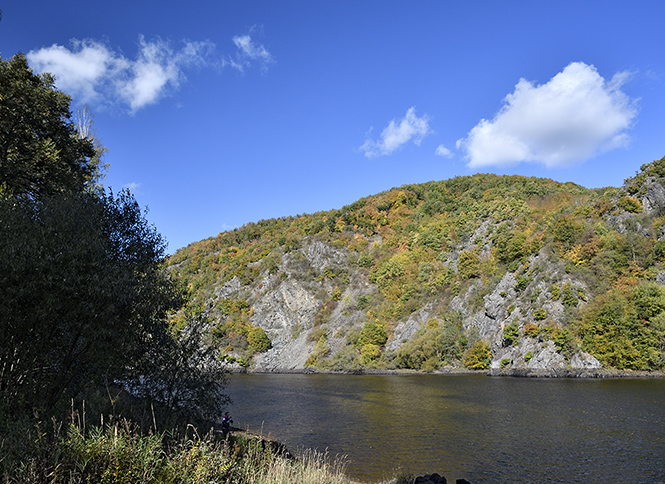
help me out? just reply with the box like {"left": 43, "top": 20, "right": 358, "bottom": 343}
{"left": 166, "top": 157, "right": 665, "bottom": 374}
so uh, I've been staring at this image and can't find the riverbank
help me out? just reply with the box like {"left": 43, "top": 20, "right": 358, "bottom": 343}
{"left": 230, "top": 365, "right": 665, "bottom": 378}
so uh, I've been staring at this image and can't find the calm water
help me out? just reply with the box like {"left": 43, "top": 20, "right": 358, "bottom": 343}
{"left": 225, "top": 373, "right": 665, "bottom": 484}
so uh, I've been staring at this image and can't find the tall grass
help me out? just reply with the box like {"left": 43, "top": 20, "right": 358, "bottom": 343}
{"left": 0, "top": 414, "right": 353, "bottom": 484}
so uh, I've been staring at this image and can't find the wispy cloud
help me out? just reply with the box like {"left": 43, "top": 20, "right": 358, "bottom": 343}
{"left": 225, "top": 34, "right": 274, "bottom": 73}
{"left": 435, "top": 144, "right": 453, "bottom": 158}
{"left": 456, "top": 62, "right": 638, "bottom": 168}
{"left": 360, "top": 107, "right": 431, "bottom": 158}
{"left": 122, "top": 182, "right": 142, "bottom": 193}
{"left": 27, "top": 32, "right": 273, "bottom": 113}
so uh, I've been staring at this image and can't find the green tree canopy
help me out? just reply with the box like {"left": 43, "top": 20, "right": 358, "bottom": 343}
{"left": 0, "top": 53, "right": 97, "bottom": 198}
{"left": 0, "top": 191, "right": 182, "bottom": 412}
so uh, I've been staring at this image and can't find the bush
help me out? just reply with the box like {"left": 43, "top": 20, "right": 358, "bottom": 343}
{"left": 523, "top": 322, "right": 540, "bottom": 338}
{"left": 463, "top": 340, "right": 491, "bottom": 370}
{"left": 360, "top": 344, "right": 381, "bottom": 365}
{"left": 503, "top": 323, "right": 519, "bottom": 347}
{"left": 577, "top": 281, "right": 665, "bottom": 370}
{"left": 458, "top": 249, "right": 480, "bottom": 279}
{"left": 394, "top": 318, "right": 465, "bottom": 369}
{"left": 553, "top": 328, "right": 575, "bottom": 357}
{"left": 358, "top": 322, "right": 387, "bottom": 347}
{"left": 247, "top": 327, "right": 272, "bottom": 352}
{"left": 533, "top": 308, "right": 547, "bottom": 321}
{"left": 618, "top": 195, "right": 643, "bottom": 213}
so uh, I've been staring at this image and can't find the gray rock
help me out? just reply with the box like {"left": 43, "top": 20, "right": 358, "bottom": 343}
{"left": 641, "top": 176, "right": 665, "bottom": 215}
{"left": 484, "top": 272, "right": 516, "bottom": 320}
{"left": 657, "top": 271, "right": 665, "bottom": 285}
{"left": 570, "top": 352, "right": 601, "bottom": 369}
{"left": 386, "top": 304, "right": 433, "bottom": 351}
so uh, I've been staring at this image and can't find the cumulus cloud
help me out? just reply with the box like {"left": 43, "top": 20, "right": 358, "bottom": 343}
{"left": 456, "top": 62, "right": 638, "bottom": 168}
{"left": 26, "top": 39, "right": 128, "bottom": 105}
{"left": 360, "top": 107, "right": 431, "bottom": 158}
{"left": 435, "top": 144, "right": 453, "bottom": 158}
{"left": 27, "top": 32, "right": 272, "bottom": 112}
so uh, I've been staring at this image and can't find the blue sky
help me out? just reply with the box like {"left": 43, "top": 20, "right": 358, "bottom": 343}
{"left": 3, "top": 1, "right": 665, "bottom": 252}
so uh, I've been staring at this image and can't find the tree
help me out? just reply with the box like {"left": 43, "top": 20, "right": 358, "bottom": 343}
{"left": 0, "top": 53, "right": 97, "bottom": 199}
{"left": 458, "top": 248, "right": 480, "bottom": 279}
{"left": 463, "top": 340, "right": 491, "bottom": 370}
{"left": 73, "top": 105, "right": 109, "bottom": 194}
{"left": 0, "top": 190, "right": 182, "bottom": 413}
{"left": 577, "top": 281, "right": 665, "bottom": 370}
{"left": 127, "top": 316, "right": 230, "bottom": 422}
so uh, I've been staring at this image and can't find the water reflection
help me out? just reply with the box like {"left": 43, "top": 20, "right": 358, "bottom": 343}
{"left": 226, "top": 374, "right": 665, "bottom": 483}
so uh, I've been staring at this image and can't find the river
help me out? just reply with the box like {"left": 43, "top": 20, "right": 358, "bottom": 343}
{"left": 225, "top": 373, "right": 665, "bottom": 484}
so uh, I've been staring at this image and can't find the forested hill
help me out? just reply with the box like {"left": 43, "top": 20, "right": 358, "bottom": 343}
{"left": 167, "top": 158, "right": 665, "bottom": 374}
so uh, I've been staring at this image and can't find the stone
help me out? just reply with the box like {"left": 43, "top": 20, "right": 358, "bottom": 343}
{"left": 570, "top": 351, "right": 601, "bottom": 369}
{"left": 386, "top": 303, "right": 434, "bottom": 351}
{"left": 657, "top": 270, "right": 665, "bottom": 285}
{"left": 641, "top": 177, "right": 665, "bottom": 215}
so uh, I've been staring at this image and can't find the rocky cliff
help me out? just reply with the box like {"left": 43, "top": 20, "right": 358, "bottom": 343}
{"left": 168, "top": 159, "right": 665, "bottom": 374}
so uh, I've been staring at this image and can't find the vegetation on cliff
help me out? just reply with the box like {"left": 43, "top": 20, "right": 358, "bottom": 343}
{"left": 168, "top": 157, "right": 665, "bottom": 373}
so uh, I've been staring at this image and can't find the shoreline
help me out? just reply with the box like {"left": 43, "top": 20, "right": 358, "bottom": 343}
{"left": 229, "top": 366, "right": 665, "bottom": 379}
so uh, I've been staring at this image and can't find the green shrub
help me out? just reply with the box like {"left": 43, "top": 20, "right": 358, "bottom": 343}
{"left": 515, "top": 276, "right": 530, "bottom": 293}
{"left": 247, "top": 327, "right": 271, "bottom": 352}
{"left": 618, "top": 195, "right": 643, "bottom": 213}
{"left": 358, "top": 322, "right": 387, "bottom": 347}
{"left": 357, "top": 253, "right": 374, "bottom": 268}
{"left": 562, "top": 282, "right": 578, "bottom": 308}
{"left": 533, "top": 308, "right": 547, "bottom": 321}
{"left": 553, "top": 328, "right": 575, "bottom": 357}
{"left": 359, "top": 343, "right": 381, "bottom": 365}
{"left": 394, "top": 317, "right": 466, "bottom": 369}
{"left": 550, "top": 283, "right": 561, "bottom": 300}
{"left": 463, "top": 340, "right": 491, "bottom": 370}
{"left": 577, "top": 281, "right": 665, "bottom": 370}
{"left": 356, "top": 294, "right": 372, "bottom": 310}
{"left": 458, "top": 249, "right": 480, "bottom": 279}
{"left": 503, "top": 323, "right": 519, "bottom": 346}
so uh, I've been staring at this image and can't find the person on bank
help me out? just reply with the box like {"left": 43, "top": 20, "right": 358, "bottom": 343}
{"left": 221, "top": 411, "right": 233, "bottom": 434}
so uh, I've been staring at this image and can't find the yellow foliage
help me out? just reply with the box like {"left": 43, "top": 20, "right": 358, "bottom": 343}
{"left": 565, "top": 244, "right": 586, "bottom": 266}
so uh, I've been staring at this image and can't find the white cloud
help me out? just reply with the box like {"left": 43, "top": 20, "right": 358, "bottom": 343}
{"left": 26, "top": 39, "right": 128, "bottom": 105}
{"left": 457, "top": 62, "right": 638, "bottom": 168}
{"left": 360, "top": 107, "right": 431, "bottom": 158}
{"left": 225, "top": 33, "right": 274, "bottom": 73}
{"left": 435, "top": 144, "right": 453, "bottom": 158}
{"left": 27, "top": 33, "right": 270, "bottom": 112}
{"left": 117, "top": 36, "right": 209, "bottom": 112}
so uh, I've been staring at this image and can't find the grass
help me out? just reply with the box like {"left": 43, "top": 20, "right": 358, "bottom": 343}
{"left": 0, "top": 412, "right": 353, "bottom": 484}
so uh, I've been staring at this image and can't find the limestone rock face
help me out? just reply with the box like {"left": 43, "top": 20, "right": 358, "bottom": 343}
{"left": 203, "top": 237, "right": 602, "bottom": 374}
{"left": 304, "top": 240, "right": 346, "bottom": 272}
{"left": 570, "top": 352, "right": 602, "bottom": 369}
{"left": 484, "top": 272, "right": 517, "bottom": 321}
{"left": 252, "top": 280, "right": 318, "bottom": 332}
{"left": 641, "top": 176, "right": 665, "bottom": 215}
{"left": 386, "top": 304, "right": 433, "bottom": 352}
